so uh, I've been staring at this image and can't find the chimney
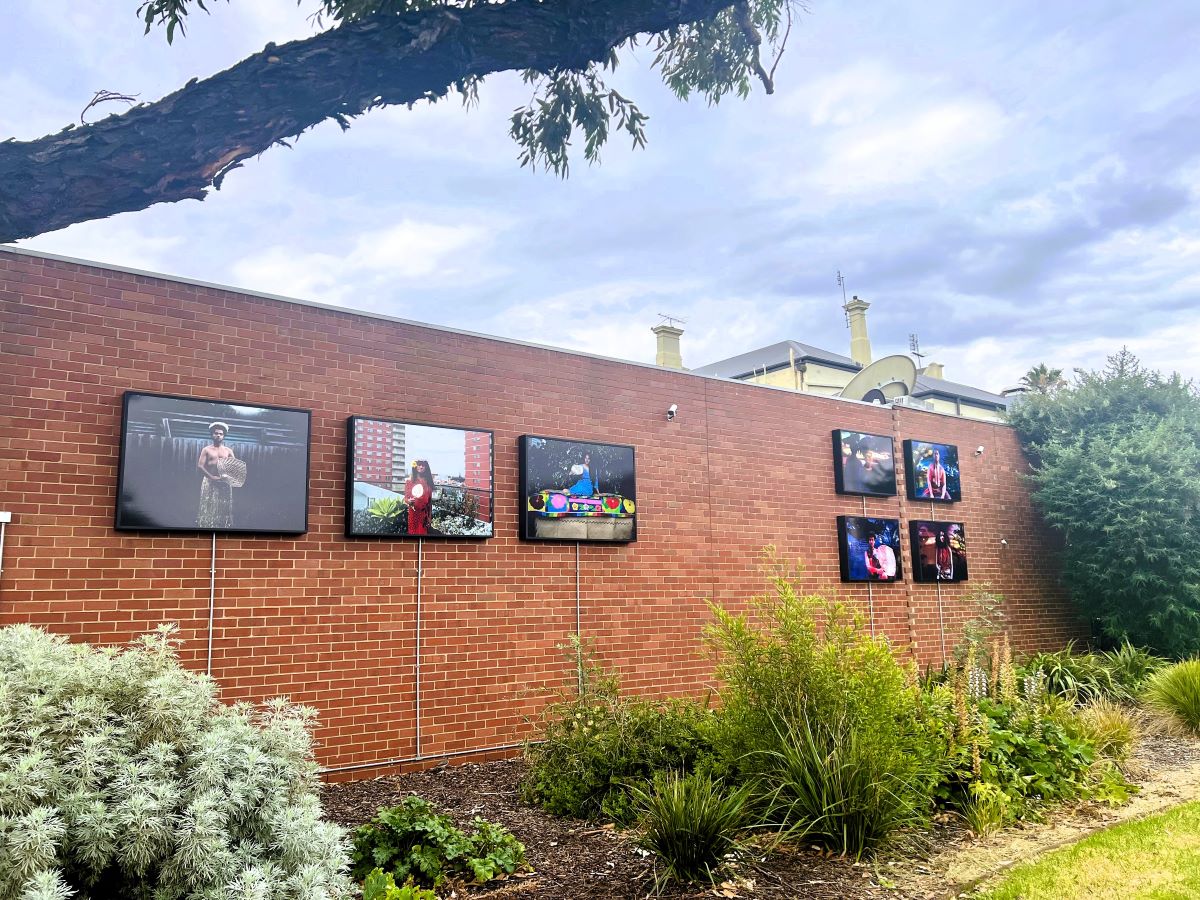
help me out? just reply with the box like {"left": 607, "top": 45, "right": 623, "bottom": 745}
{"left": 652, "top": 323, "right": 684, "bottom": 369}
{"left": 920, "top": 362, "right": 945, "bottom": 379}
{"left": 843, "top": 295, "right": 872, "bottom": 367}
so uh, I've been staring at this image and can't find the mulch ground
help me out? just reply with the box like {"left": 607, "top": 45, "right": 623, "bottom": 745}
{"left": 320, "top": 732, "right": 1200, "bottom": 900}
{"left": 323, "top": 757, "right": 911, "bottom": 900}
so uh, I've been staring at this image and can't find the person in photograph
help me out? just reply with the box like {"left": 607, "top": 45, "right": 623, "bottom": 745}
{"left": 935, "top": 529, "right": 954, "bottom": 580}
{"left": 405, "top": 459, "right": 435, "bottom": 535}
{"left": 565, "top": 451, "right": 595, "bottom": 495}
{"left": 923, "top": 448, "right": 951, "bottom": 500}
{"left": 865, "top": 533, "right": 897, "bottom": 581}
{"left": 197, "top": 421, "right": 237, "bottom": 528}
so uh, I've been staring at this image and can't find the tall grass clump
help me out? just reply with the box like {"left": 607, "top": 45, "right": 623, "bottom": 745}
{"left": 1144, "top": 659, "right": 1200, "bottom": 733}
{"left": 0, "top": 624, "right": 352, "bottom": 900}
{"left": 630, "top": 773, "right": 753, "bottom": 888}
{"left": 705, "top": 552, "right": 940, "bottom": 856}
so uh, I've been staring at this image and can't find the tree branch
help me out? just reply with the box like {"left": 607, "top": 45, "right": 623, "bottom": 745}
{"left": 0, "top": 0, "right": 739, "bottom": 242}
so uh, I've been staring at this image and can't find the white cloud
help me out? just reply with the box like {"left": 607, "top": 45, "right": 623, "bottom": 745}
{"left": 230, "top": 218, "right": 505, "bottom": 308}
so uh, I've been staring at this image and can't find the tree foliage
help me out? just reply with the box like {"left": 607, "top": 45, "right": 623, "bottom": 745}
{"left": 0, "top": 0, "right": 798, "bottom": 241}
{"left": 1008, "top": 349, "right": 1200, "bottom": 656}
{"left": 1019, "top": 363, "right": 1066, "bottom": 394}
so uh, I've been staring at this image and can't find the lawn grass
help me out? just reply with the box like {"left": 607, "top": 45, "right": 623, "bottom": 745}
{"left": 977, "top": 800, "right": 1200, "bottom": 899}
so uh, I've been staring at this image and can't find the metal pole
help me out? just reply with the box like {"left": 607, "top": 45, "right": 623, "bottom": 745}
{"left": 415, "top": 539, "right": 423, "bottom": 760}
{"left": 575, "top": 541, "right": 583, "bottom": 695}
{"left": 206, "top": 533, "right": 216, "bottom": 676}
{"left": 862, "top": 497, "right": 875, "bottom": 636}
{"left": 0, "top": 522, "right": 7, "bottom": 584}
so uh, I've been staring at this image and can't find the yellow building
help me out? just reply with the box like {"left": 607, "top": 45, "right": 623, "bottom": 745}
{"left": 658, "top": 297, "right": 1012, "bottom": 422}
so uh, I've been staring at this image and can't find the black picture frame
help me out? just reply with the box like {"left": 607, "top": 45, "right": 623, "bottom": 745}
{"left": 115, "top": 390, "right": 311, "bottom": 534}
{"left": 836, "top": 515, "right": 904, "bottom": 583}
{"left": 518, "top": 435, "right": 637, "bottom": 542}
{"left": 910, "top": 520, "right": 969, "bottom": 583}
{"left": 903, "top": 439, "right": 962, "bottom": 503}
{"left": 832, "top": 429, "right": 897, "bottom": 497}
{"left": 345, "top": 416, "right": 495, "bottom": 540}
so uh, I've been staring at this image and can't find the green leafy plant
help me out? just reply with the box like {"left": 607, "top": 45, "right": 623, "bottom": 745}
{"left": 351, "top": 796, "right": 525, "bottom": 888}
{"left": 0, "top": 624, "right": 352, "bottom": 900}
{"left": 1144, "top": 659, "right": 1200, "bottom": 733}
{"left": 630, "top": 772, "right": 754, "bottom": 888}
{"left": 361, "top": 869, "right": 437, "bottom": 900}
{"left": 366, "top": 496, "right": 408, "bottom": 526}
{"left": 935, "top": 637, "right": 1130, "bottom": 828}
{"left": 523, "top": 638, "right": 717, "bottom": 822}
{"left": 704, "top": 551, "right": 942, "bottom": 854}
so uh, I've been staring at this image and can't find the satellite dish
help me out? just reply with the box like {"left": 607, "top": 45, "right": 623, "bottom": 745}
{"left": 839, "top": 354, "right": 917, "bottom": 404}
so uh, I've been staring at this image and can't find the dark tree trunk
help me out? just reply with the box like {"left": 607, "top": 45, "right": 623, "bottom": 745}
{"left": 0, "top": 0, "right": 736, "bottom": 242}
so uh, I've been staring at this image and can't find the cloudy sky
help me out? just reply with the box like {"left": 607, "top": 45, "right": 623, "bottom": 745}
{"left": 6, "top": 1, "right": 1199, "bottom": 390}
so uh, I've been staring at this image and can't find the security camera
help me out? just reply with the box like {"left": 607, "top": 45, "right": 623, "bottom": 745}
{"left": 975, "top": 445, "right": 985, "bottom": 456}
{"left": 666, "top": 404, "right": 679, "bottom": 421}
{"left": 1000, "top": 539, "right": 1008, "bottom": 546}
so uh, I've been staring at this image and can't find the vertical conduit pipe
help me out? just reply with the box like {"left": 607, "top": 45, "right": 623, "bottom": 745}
{"left": 575, "top": 541, "right": 583, "bottom": 695}
{"left": 415, "top": 538, "right": 424, "bottom": 760}
{"left": 206, "top": 533, "right": 216, "bottom": 676}
{"left": 862, "top": 496, "right": 875, "bottom": 636}
{"left": 931, "top": 502, "right": 947, "bottom": 663}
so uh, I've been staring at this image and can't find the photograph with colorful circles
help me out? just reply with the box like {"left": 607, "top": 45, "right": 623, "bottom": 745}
{"left": 519, "top": 435, "right": 636, "bottom": 542}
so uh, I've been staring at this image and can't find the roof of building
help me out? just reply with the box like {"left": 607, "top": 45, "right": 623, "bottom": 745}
{"left": 912, "top": 373, "right": 1009, "bottom": 409}
{"left": 690, "top": 340, "right": 861, "bottom": 378}
{"left": 690, "top": 337, "right": 1010, "bottom": 410}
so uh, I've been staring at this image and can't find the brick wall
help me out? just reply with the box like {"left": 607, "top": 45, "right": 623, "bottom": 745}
{"left": 0, "top": 248, "right": 1083, "bottom": 773}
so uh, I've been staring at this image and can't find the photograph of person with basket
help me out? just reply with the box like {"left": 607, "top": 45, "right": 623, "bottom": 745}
{"left": 116, "top": 392, "right": 310, "bottom": 534}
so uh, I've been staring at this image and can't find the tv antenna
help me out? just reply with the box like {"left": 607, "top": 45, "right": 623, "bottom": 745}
{"left": 909, "top": 333, "right": 926, "bottom": 366}
{"left": 837, "top": 270, "right": 849, "bottom": 326}
{"left": 657, "top": 313, "right": 687, "bottom": 328}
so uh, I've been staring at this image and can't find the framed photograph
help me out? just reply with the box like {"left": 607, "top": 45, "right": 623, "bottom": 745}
{"left": 832, "top": 429, "right": 897, "bottom": 497}
{"left": 904, "top": 439, "right": 962, "bottom": 503}
{"left": 836, "top": 515, "right": 903, "bottom": 583}
{"left": 519, "top": 435, "right": 636, "bottom": 542}
{"left": 910, "top": 520, "right": 969, "bottom": 583}
{"left": 346, "top": 417, "right": 494, "bottom": 539}
{"left": 115, "top": 391, "right": 310, "bottom": 534}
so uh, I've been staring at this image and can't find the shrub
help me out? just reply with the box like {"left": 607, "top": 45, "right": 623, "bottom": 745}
{"left": 0, "top": 624, "right": 351, "bottom": 900}
{"left": 350, "top": 796, "right": 525, "bottom": 887}
{"left": 1144, "top": 659, "right": 1200, "bottom": 733}
{"left": 630, "top": 773, "right": 753, "bottom": 887}
{"left": 704, "top": 553, "right": 941, "bottom": 853}
{"left": 1008, "top": 350, "right": 1200, "bottom": 656}
{"left": 523, "top": 641, "right": 717, "bottom": 821}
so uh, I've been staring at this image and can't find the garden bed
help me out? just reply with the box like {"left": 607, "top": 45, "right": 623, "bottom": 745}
{"left": 320, "top": 730, "right": 1200, "bottom": 899}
